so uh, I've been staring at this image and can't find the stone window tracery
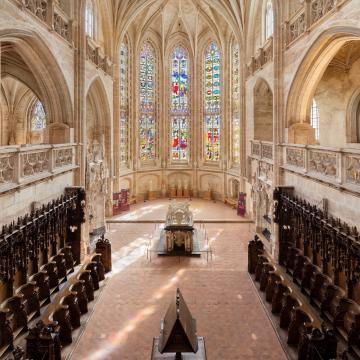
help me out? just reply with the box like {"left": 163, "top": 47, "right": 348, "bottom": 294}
{"left": 139, "top": 42, "right": 156, "bottom": 161}
{"left": 204, "top": 42, "right": 221, "bottom": 162}
{"left": 31, "top": 99, "right": 46, "bottom": 131}
{"left": 170, "top": 47, "right": 190, "bottom": 161}
{"left": 85, "top": 0, "right": 94, "bottom": 38}
{"left": 232, "top": 44, "right": 240, "bottom": 165}
{"left": 120, "top": 42, "right": 128, "bottom": 165}
{"left": 265, "top": 0, "right": 274, "bottom": 40}
{"left": 311, "top": 98, "right": 320, "bottom": 141}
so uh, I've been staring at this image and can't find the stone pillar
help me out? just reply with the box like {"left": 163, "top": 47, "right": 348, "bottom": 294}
{"left": 271, "top": 1, "right": 284, "bottom": 261}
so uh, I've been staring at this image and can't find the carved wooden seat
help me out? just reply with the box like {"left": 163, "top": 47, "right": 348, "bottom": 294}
{"left": 29, "top": 271, "right": 51, "bottom": 306}
{"left": 285, "top": 247, "right": 302, "bottom": 275}
{"left": 265, "top": 272, "right": 283, "bottom": 303}
{"left": 60, "top": 246, "right": 75, "bottom": 274}
{"left": 91, "top": 254, "right": 105, "bottom": 281}
{"left": 60, "top": 292, "right": 81, "bottom": 329}
{"left": 301, "top": 263, "right": 320, "bottom": 296}
{"left": 293, "top": 254, "right": 310, "bottom": 285}
{"left": 50, "top": 254, "right": 67, "bottom": 283}
{"left": 78, "top": 270, "right": 94, "bottom": 302}
{"left": 279, "top": 293, "right": 301, "bottom": 329}
{"left": 40, "top": 262, "right": 59, "bottom": 294}
{"left": 272, "top": 283, "right": 290, "bottom": 314}
{"left": 15, "top": 282, "right": 40, "bottom": 321}
{"left": 69, "top": 280, "right": 88, "bottom": 314}
{"left": 49, "top": 305, "right": 72, "bottom": 346}
{"left": 332, "top": 298, "right": 360, "bottom": 356}
{"left": 310, "top": 272, "right": 332, "bottom": 308}
{"left": 255, "top": 255, "right": 269, "bottom": 282}
{"left": 0, "top": 309, "right": 13, "bottom": 357}
{"left": 259, "top": 264, "right": 275, "bottom": 292}
{"left": 85, "top": 262, "right": 100, "bottom": 290}
{"left": 287, "top": 308, "right": 312, "bottom": 345}
{"left": 248, "top": 236, "right": 264, "bottom": 274}
{"left": 1, "top": 295, "right": 28, "bottom": 338}
{"left": 321, "top": 284, "right": 346, "bottom": 322}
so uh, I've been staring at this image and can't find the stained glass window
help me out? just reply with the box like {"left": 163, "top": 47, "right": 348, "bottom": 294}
{"left": 205, "top": 115, "right": 220, "bottom": 161}
{"left": 171, "top": 116, "right": 189, "bottom": 160}
{"left": 139, "top": 42, "right": 156, "bottom": 161}
{"left": 85, "top": 0, "right": 94, "bottom": 38}
{"left": 31, "top": 100, "right": 46, "bottom": 131}
{"left": 265, "top": 0, "right": 274, "bottom": 40}
{"left": 120, "top": 42, "right": 128, "bottom": 165}
{"left": 140, "top": 43, "right": 155, "bottom": 113}
{"left": 139, "top": 114, "right": 155, "bottom": 160}
{"left": 171, "top": 47, "right": 189, "bottom": 113}
{"left": 232, "top": 44, "right": 240, "bottom": 165}
{"left": 311, "top": 98, "right": 320, "bottom": 141}
{"left": 170, "top": 47, "right": 190, "bottom": 161}
{"left": 204, "top": 42, "right": 221, "bottom": 161}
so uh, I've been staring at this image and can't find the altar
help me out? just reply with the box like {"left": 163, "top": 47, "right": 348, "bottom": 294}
{"left": 157, "top": 202, "right": 201, "bottom": 257}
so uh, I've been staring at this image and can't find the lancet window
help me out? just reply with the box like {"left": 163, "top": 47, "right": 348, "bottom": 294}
{"left": 120, "top": 42, "right": 128, "bottom": 165}
{"left": 31, "top": 100, "right": 46, "bottom": 131}
{"left": 232, "top": 44, "right": 240, "bottom": 165}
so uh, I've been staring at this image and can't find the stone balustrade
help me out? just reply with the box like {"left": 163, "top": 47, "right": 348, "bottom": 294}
{"left": 283, "top": 144, "right": 360, "bottom": 192}
{"left": 86, "top": 37, "right": 113, "bottom": 77}
{"left": 246, "top": 37, "right": 273, "bottom": 78}
{"left": 250, "top": 140, "right": 274, "bottom": 163}
{"left": 11, "top": 0, "right": 73, "bottom": 44}
{"left": 284, "top": 0, "right": 348, "bottom": 47}
{"left": 0, "top": 143, "right": 76, "bottom": 193}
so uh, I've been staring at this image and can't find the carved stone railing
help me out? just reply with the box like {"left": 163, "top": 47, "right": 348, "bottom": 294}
{"left": 12, "top": 0, "right": 73, "bottom": 44}
{"left": 250, "top": 140, "right": 274, "bottom": 163}
{"left": 246, "top": 37, "right": 273, "bottom": 78}
{"left": 284, "top": 0, "right": 349, "bottom": 47}
{"left": 86, "top": 37, "right": 113, "bottom": 77}
{"left": 283, "top": 144, "right": 360, "bottom": 192}
{"left": 0, "top": 144, "right": 76, "bottom": 193}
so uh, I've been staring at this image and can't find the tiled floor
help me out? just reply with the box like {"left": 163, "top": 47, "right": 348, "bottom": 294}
{"left": 70, "top": 200, "right": 286, "bottom": 360}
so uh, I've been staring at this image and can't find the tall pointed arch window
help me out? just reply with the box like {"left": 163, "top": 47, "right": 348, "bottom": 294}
{"left": 232, "top": 44, "right": 240, "bottom": 165}
{"left": 85, "top": 0, "right": 94, "bottom": 38}
{"left": 170, "top": 47, "right": 190, "bottom": 161}
{"left": 139, "top": 42, "right": 156, "bottom": 161}
{"left": 204, "top": 42, "right": 221, "bottom": 162}
{"left": 265, "top": 0, "right": 274, "bottom": 40}
{"left": 120, "top": 42, "right": 128, "bottom": 165}
{"left": 31, "top": 100, "right": 46, "bottom": 131}
{"left": 311, "top": 98, "right": 320, "bottom": 141}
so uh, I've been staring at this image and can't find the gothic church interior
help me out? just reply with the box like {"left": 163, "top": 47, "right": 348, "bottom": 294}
{"left": 1, "top": 0, "right": 360, "bottom": 359}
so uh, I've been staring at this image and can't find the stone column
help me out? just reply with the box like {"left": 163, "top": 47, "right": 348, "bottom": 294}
{"left": 271, "top": 1, "right": 284, "bottom": 261}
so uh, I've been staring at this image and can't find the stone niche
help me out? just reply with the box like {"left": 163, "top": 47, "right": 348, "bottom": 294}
{"left": 288, "top": 123, "right": 316, "bottom": 145}
{"left": 44, "top": 123, "right": 74, "bottom": 144}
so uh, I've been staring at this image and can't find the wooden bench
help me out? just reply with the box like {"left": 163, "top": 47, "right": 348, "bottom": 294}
{"left": 265, "top": 272, "right": 283, "bottom": 303}
{"left": 69, "top": 280, "right": 88, "bottom": 315}
{"left": 259, "top": 264, "right": 275, "bottom": 292}
{"left": 15, "top": 282, "right": 41, "bottom": 321}
{"left": 50, "top": 254, "right": 67, "bottom": 284}
{"left": 300, "top": 262, "right": 320, "bottom": 296}
{"left": 255, "top": 255, "right": 269, "bottom": 282}
{"left": 48, "top": 305, "right": 72, "bottom": 346}
{"left": 78, "top": 270, "right": 95, "bottom": 302}
{"left": 40, "top": 262, "right": 59, "bottom": 294}
{"left": 272, "top": 283, "right": 291, "bottom": 314}
{"left": 285, "top": 247, "right": 303, "bottom": 275}
{"left": 60, "top": 291, "right": 81, "bottom": 329}
{"left": 91, "top": 254, "right": 105, "bottom": 282}
{"left": 321, "top": 284, "right": 346, "bottom": 322}
{"left": 310, "top": 272, "right": 332, "bottom": 309}
{"left": 29, "top": 270, "right": 51, "bottom": 306}
{"left": 1, "top": 295, "right": 28, "bottom": 339}
{"left": 85, "top": 262, "right": 100, "bottom": 291}
{"left": 0, "top": 309, "right": 13, "bottom": 357}
{"left": 287, "top": 308, "right": 313, "bottom": 345}
{"left": 279, "top": 292, "right": 301, "bottom": 329}
{"left": 60, "top": 246, "right": 75, "bottom": 275}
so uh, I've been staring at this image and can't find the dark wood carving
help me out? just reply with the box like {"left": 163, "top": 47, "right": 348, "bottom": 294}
{"left": 321, "top": 284, "right": 346, "bottom": 322}
{"left": 248, "top": 235, "right": 264, "bottom": 274}
{"left": 69, "top": 280, "right": 88, "bottom": 314}
{"left": 310, "top": 273, "right": 332, "bottom": 309}
{"left": 91, "top": 254, "right": 105, "bottom": 281}
{"left": 60, "top": 292, "right": 81, "bottom": 329}
{"left": 271, "top": 283, "right": 290, "bottom": 314}
{"left": 0, "top": 188, "right": 85, "bottom": 301}
{"left": 51, "top": 305, "right": 72, "bottom": 346}
{"left": 78, "top": 271, "right": 94, "bottom": 302}
{"left": 15, "top": 282, "right": 40, "bottom": 320}
{"left": 279, "top": 293, "right": 300, "bottom": 329}
{"left": 29, "top": 271, "right": 51, "bottom": 306}
{"left": 255, "top": 255, "right": 268, "bottom": 282}
{"left": 259, "top": 264, "right": 275, "bottom": 292}
{"left": 265, "top": 272, "right": 282, "bottom": 303}
{"left": 50, "top": 254, "right": 67, "bottom": 283}
{"left": 287, "top": 308, "right": 312, "bottom": 345}
{"left": 2, "top": 295, "right": 28, "bottom": 335}
{"left": 40, "top": 262, "right": 59, "bottom": 293}
{"left": 60, "top": 246, "right": 75, "bottom": 274}
{"left": 85, "top": 262, "right": 99, "bottom": 290}
{"left": 96, "top": 237, "right": 112, "bottom": 273}
{"left": 0, "top": 309, "right": 13, "bottom": 356}
{"left": 274, "top": 187, "right": 360, "bottom": 301}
